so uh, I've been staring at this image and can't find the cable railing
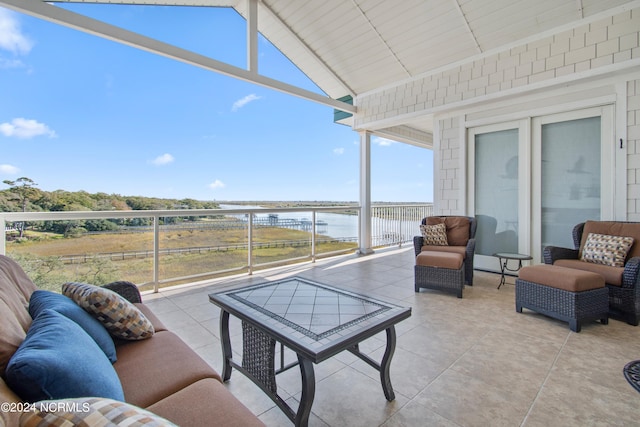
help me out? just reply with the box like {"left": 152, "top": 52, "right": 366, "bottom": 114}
{"left": 1, "top": 204, "right": 432, "bottom": 292}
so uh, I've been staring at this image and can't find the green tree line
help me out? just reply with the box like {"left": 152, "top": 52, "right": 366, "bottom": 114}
{"left": 2, "top": 177, "right": 220, "bottom": 237}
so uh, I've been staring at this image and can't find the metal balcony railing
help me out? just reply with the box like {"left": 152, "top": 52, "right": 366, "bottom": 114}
{"left": 1, "top": 204, "right": 432, "bottom": 292}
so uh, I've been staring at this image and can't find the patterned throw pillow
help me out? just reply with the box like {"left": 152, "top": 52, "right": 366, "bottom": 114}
{"left": 62, "top": 283, "right": 154, "bottom": 340}
{"left": 420, "top": 223, "right": 449, "bottom": 246}
{"left": 20, "top": 397, "right": 177, "bottom": 427}
{"left": 581, "top": 233, "right": 634, "bottom": 267}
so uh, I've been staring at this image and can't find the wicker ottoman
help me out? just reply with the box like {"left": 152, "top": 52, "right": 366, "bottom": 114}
{"left": 515, "top": 265, "right": 608, "bottom": 332}
{"left": 415, "top": 251, "right": 465, "bottom": 298}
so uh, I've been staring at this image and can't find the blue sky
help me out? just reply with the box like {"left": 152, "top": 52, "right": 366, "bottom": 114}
{"left": 0, "top": 5, "right": 433, "bottom": 202}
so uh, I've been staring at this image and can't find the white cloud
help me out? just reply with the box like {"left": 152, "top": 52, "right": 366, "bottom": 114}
{"left": 0, "top": 118, "right": 56, "bottom": 139}
{"left": 351, "top": 137, "right": 396, "bottom": 147}
{"left": 0, "top": 164, "right": 19, "bottom": 174}
{"left": 151, "top": 153, "right": 174, "bottom": 166}
{"left": 231, "top": 94, "right": 261, "bottom": 112}
{"left": 333, "top": 147, "right": 345, "bottom": 155}
{"left": 0, "top": 57, "right": 25, "bottom": 69}
{"left": 0, "top": 9, "right": 33, "bottom": 55}
{"left": 209, "top": 179, "right": 225, "bottom": 190}
{"left": 372, "top": 136, "right": 395, "bottom": 146}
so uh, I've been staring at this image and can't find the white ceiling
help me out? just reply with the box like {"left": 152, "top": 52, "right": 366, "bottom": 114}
{"left": 237, "top": 0, "right": 636, "bottom": 139}
{"left": 5, "top": 0, "right": 638, "bottom": 141}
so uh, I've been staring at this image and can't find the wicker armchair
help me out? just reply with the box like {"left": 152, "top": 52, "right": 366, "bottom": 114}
{"left": 543, "top": 221, "right": 640, "bottom": 326}
{"left": 413, "top": 216, "right": 477, "bottom": 286}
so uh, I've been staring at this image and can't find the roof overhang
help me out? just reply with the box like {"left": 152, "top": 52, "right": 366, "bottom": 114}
{"left": 3, "top": 0, "right": 637, "bottom": 148}
{"left": 0, "top": 0, "right": 356, "bottom": 114}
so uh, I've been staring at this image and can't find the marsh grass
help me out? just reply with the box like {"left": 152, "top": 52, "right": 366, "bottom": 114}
{"left": 8, "top": 226, "right": 357, "bottom": 290}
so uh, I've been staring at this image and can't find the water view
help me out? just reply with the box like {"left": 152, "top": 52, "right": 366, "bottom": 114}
{"left": 220, "top": 204, "right": 358, "bottom": 240}
{"left": 220, "top": 203, "right": 431, "bottom": 246}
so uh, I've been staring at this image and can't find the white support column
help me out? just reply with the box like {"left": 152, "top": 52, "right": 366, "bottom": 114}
{"left": 358, "top": 131, "right": 374, "bottom": 255}
{"left": 246, "top": 0, "right": 258, "bottom": 74}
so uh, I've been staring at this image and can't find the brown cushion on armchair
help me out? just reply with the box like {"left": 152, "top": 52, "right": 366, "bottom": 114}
{"left": 579, "top": 221, "right": 640, "bottom": 260}
{"left": 426, "top": 216, "right": 470, "bottom": 246}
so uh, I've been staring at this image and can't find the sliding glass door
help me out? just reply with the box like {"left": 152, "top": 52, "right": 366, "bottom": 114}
{"left": 469, "top": 106, "right": 613, "bottom": 272}
{"left": 531, "top": 107, "right": 614, "bottom": 260}
{"left": 468, "top": 122, "right": 528, "bottom": 272}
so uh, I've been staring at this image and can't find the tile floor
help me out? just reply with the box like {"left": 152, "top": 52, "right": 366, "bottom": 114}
{"left": 142, "top": 247, "right": 640, "bottom": 427}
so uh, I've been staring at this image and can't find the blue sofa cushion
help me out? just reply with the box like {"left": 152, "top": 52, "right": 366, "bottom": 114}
{"left": 28, "top": 290, "right": 117, "bottom": 363}
{"left": 5, "top": 309, "right": 124, "bottom": 403}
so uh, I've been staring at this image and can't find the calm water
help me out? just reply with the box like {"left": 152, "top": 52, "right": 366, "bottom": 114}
{"left": 219, "top": 204, "right": 422, "bottom": 244}
{"left": 219, "top": 204, "right": 359, "bottom": 239}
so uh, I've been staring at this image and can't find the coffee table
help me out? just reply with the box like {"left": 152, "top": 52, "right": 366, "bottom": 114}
{"left": 209, "top": 276, "right": 411, "bottom": 427}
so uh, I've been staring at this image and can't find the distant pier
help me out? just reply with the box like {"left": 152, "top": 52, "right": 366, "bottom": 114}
{"left": 250, "top": 214, "right": 328, "bottom": 233}
{"left": 106, "top": 215, "right": 329, "bottom": 234}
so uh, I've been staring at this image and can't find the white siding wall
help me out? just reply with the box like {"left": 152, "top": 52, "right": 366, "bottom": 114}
{"left": 356, "top": 8, "right": 640, "bottom": 125}
{"left": 435, "top": 117, "right": 462, "bottom": 215}
{"left": 356, "top": 7, "right": 640, "bottom": 218}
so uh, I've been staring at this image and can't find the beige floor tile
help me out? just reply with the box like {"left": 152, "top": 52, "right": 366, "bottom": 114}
{"left": 307, "top": 366, "right": 408, "bottom": 427}
{"left": 523, "top": 370, "right": 639, "bottom": 426}
{"left": 147, "top": 247, "right": 640, "bottom": 427}
{"left": 449, "top": 328, "right": 561, "bottom": 401}
{"left": 416, "top": 369, "right": 530, "bottom": 427}
{"left": 381, "top": 401, "right": 462, "bottom": 427}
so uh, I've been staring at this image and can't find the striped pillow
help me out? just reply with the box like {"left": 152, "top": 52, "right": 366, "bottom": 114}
{"left": 581, "top": 233, "right": 634, "bottom": 268}
{"left": 20, "top": 397, "right": 177, "bottom": 427}
{"left": 62, "top": 282, "right": 154, "bottom": 340}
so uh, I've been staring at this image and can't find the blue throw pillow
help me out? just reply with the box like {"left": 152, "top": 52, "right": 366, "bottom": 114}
{"left": 5, "top": 309, "right": 124, "bottom": 403}
{"left": 29, "top": 290, "right": 117, "bottom": 363}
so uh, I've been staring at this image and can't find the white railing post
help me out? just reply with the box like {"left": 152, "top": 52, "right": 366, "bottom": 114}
{"left": 398, "top": 206, "right": 403, "bottom": 247}
{"left": 248, "top": 212, "right": 253, "bottom": 275}
{"left": 153, "top": 215, "right": 160, "bottom": 293}
{"left": 311, "top": 210, "right": 316, "bottom": 262}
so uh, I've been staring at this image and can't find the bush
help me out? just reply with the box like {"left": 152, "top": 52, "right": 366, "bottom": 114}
{"left": 10, "top": 253, "right": 120, "bottom": 292}
{"left": 11, "top": 253, "right": 67, "bottom": 292}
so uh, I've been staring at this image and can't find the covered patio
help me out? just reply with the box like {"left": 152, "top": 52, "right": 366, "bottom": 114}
{"left": 1, "top": 1, "right": 639, "bottom": 425}
{"left": 146, "top": 246, "right": 639, "bottom": 426}
{"left": 5, "top": 0, "right": 638, "bottom": 258}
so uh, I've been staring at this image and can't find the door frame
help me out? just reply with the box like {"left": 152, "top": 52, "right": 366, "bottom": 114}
{"left": 467, "top": 119, "right": 530, "bottom": 272}
{"left": 530, "top": 105, "right": 615, "bottom": 261}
